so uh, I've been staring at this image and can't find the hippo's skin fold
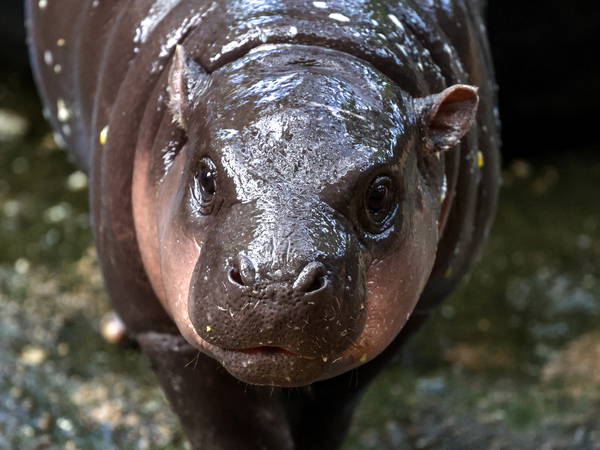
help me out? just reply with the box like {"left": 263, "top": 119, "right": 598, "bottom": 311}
{"left": 27, "top": 1, "right": 500, "bottom": 448}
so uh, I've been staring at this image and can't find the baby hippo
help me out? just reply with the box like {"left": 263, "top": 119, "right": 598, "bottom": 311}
{"left": 27, "top": 0, "right": 499, "bottom": 447}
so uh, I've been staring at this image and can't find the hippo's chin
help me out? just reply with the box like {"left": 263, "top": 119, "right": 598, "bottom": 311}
{"left": 210, "top": 346, "right": 329, "bottom": 387}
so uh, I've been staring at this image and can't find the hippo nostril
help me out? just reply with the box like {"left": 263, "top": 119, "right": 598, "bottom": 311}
{"left": 228, "top": 267, "right": 244, "bottom": 286}
{"left": 305, "top": 274, "right": 327, "bottom": 293}
{"left": 229, "top": 254, "right": 256, "bottom": 287}
{"left": 293, "top": 262, "right": 327, "bottom": 294}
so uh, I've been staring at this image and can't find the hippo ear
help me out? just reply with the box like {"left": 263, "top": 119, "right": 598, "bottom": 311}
{"left": 167, "top": 45, "right": 210, "bottom": 130}
{"left": 415, "top": 84, "right": 479, "bottom": 154}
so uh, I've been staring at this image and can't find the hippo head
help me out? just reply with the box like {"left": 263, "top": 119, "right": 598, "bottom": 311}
{"left": 133, "top": 44, "right": 478, "bottom": 386}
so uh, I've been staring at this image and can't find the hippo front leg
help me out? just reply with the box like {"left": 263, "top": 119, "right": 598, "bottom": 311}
{"left": 281, "top": 381, "right": 365, "bottom": 450}
{"left": 137, "top": 333, "right": 294, "bottom": 450}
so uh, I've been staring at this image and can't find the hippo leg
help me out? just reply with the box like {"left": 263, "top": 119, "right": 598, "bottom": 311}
{"left": 138, "top": 332, "right": 367, "bottom": 449}
{"left": 282, "top": 311, "right": 433, "bottom": 449}
{"left": 138, "top": 333, "right": 294, "bottom": 450}
{"left": 281, "top": 381, "right": 365, "bottom": 450}
{"left": 137, "top": 293, "right": 432, "bottom": 449}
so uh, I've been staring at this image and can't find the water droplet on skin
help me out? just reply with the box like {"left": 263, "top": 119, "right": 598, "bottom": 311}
{"left": 440, "top": 175, "right": 448, "bottom": 202}
{"left": 43, "top": 50, "right": 53, "bottom": 66}
{"left": 329, "top": 12, "right": 350, "bottom": 22}
{"left": 313, "top": 1, "right": 327, "bottom": 8}
{"left": 56, "top": 99, "right": 70, "bottom": 122}
{"left": 38, "top": 0, "right": 47, "bottom": 9}
{"left": 395, "top": 43, "right": 408, "bottom": 56}
{"left": 387, "top": 14, "right": 404, "bottom": 32}
{"left": 288, "top": 26, "right": 298, "bottom": 37}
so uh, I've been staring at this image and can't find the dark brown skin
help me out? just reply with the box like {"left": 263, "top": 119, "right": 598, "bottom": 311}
{"left": 27, "top": 1, "right": 500, "bottom": 448}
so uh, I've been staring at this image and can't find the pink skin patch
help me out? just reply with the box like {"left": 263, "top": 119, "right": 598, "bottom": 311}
{"left": 314, "top": 180, "right": 439, "bottom": 380}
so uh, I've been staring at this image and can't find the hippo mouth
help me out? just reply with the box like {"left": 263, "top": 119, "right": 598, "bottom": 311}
{"left": 209, "top": 344, "right": 328, "bottom": 387}
{"left": 235, "top": 346, "right": 315, "bottom": 358}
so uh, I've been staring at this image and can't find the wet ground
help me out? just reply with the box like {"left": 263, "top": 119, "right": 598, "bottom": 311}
{"left": 1, "top": 74, "right": 599, "bottom": 449}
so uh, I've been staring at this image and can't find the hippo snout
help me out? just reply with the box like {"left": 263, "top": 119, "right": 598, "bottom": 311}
{"left": 188, "top": 226, "right": 366, "bottom": 366}
{"left": 229, "top": 257, "right": 328, "bottom": 295}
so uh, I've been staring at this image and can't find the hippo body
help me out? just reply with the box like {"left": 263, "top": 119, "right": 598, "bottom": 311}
{"left": 27, "top": 0, "right": 500, "bottom": 448}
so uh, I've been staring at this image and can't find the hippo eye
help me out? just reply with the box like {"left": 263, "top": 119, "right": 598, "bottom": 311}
{"left": 192, "top": 157, "right": 217, "bottom": 214}
{"left": 362, "top": 175, "right": 397, "bottom": 232}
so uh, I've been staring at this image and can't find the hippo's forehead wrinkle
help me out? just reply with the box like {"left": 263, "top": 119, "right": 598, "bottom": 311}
{"left": 201, "top": 59, "right": 412, "bottom": 204}
{"left": 218, "top": 45, "right": 398, "bottom": 111}
{"left": 215, "top": 105, "right": 405, "bottom": 204}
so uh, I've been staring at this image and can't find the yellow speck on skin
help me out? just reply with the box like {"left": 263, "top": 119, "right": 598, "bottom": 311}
{"left": 477, "top": 151, "right": 485, "bottom": 168}
{"left": 99, "top": 125, "right": 109, "bottom": 145}
{"left": 57, "top": 38, "right": 66, "bottom": 47}
{"left": 322, "top": 356, "right": 328, "bottom": 362}
{"left": 359, "top": 354, "right": 367, "bottom": 363}
{"left": 206, "top": 325, "right": 212, "bottom": 332}
{"left": 54, "top": 64, "right": 62, "bottom": 74}
{"left": 444, "top": 267, "right": 454, "bottom": 278}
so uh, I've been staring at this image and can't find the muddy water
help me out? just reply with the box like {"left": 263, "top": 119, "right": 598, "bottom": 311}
{"left": 1, "top": 76, "right": 599, "bottom": 449}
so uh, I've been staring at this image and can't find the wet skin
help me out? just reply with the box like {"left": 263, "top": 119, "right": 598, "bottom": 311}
{"left": 133, "top": 44, "right": 478, "bottom": 386}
